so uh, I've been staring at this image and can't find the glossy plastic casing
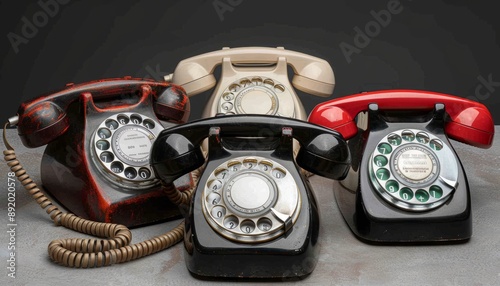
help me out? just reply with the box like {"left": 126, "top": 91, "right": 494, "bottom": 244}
{"left": 308, "top": 90, "right": 495, "bottom": 243}
{"left": 150, "top": 115, "right": 350, "bottom": 279}
{"left": 308, "top": 90, "right": 494, "bottom": 148}
{"left": 15, "top": 78, "right": 191, "bottom": 227}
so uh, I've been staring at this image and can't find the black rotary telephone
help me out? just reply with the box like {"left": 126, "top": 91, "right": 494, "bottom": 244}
{"left": 150, "top": 115, "right": 350, "bottom": 279}
{"left": 308, "top": 90, "right": 495, "bottom": 243}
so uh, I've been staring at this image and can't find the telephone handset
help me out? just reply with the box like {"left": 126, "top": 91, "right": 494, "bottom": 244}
{"left": 8, "top": 77, "right": 191, "bottom": 227}
{"left": 150, "top": 115, "right": 350, "bottom": 279}
{"left": 308, "top": 90, "right": 495, "bottom": 242}
{"left": 165, "top": 46, "right": 335, "bottom": 120}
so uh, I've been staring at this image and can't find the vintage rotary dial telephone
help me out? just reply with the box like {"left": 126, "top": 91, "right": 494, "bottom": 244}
{"left": 164, "top": 46, "right": 335, "bottom": 120}
{"left": 7, "top": 77, "right": 191, "bottom": 227}
{"left": 150, "top": 115, "right": 350, "bottom": 279}
{"left": 308, "top": 90, "right": 495, "bottom": 243}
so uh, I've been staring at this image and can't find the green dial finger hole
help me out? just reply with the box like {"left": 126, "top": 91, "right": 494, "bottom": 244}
{"left": 415, "top": 189, "right": 430, "bottom": 202}
{"left": 387, "top": 134, "right": 402, "bottom": 146}
{"left": 377, "top": 143, "right": 392, "bottom": 154}
{"left": 429, "top": 185, "right": 443, "bottom": 198}
{"left": 385, "top": 180, "right": 399, "bottom": 193}
{"left": 429, "top": 139, "right": 443, "bottom": 151}
{"left": 400, "top": 187, "right": 414, "bottom": 201}
{"left": 374, "top": 155, "right": 388, "bottom": 167}
{"left": 376, "top": 168, "right": 390, "bottom": 180}
{"left": 416, "top": 132, "right": 430, "bottom": 144}
{"left": 401, "top": 130, "right": 415, "bottom": 141}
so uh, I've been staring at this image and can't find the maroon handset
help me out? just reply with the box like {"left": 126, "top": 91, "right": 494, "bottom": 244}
{"left": 10, "top": 77, "right": 191, "bottom": 227}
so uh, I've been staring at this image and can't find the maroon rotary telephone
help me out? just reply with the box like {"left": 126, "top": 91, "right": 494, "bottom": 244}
{"left": 9, "top": 77, "right": 191, "bottom": 227}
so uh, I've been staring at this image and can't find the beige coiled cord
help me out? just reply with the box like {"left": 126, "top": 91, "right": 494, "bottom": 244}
{"left": 3, "top": 123, "right": 197, "bottom": 268}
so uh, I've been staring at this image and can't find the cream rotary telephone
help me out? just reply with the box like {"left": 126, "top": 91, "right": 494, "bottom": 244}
{"left": 164, "top": 46, "right": 335, "bottom": 121}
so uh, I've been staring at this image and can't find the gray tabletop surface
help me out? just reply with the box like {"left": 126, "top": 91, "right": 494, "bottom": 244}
{"left": 1, "top": 127, "right": 499, "bottom": 286}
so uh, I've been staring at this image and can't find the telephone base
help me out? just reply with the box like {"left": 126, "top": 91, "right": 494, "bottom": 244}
{"left": 334, "top": 180, "right": 472, "bottom": 243}
{"left": 40, "top": 152, "right": 192, "bottom": 227}
{"left": 183, "top": 152, "right": 320, "bottom": 279}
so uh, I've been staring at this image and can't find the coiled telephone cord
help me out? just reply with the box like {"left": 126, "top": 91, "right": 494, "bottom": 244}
{"left": 3, "top": 123, "right": 196, "bottom": 268}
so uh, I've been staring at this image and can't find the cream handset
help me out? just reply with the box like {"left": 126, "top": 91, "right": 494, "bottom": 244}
{"left": 164, "top": 46, "right": 335, "bottom": 120}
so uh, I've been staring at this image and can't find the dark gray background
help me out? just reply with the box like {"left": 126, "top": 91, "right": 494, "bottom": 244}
{"left": 1, "top": 0, "right": 500, "bottom": 126}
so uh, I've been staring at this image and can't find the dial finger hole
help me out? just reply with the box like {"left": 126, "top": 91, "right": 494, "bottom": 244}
{"left": 429, "top": 185, "right": 443, "bottom": 198}
{"left": 130, "top": 114, "right": 142, "bottom": 124}
{"left": 224, "top": 216, "right": 239, "bottom": 229}
{"left": 211, "top": 206, "right": 226, "bottom": 219}
{"left": 258, "top": 161, "right": 273, "bottom": 172}
{"left": 124, "top": 167, "right": 137, "bottom": 179}
{"left": 263, "top": 78, "right": 274, "bottom": 88}
{"left": 377, "top": 143, "right": 392, "bottom": 154}
{"left": 416, "top": 132, "right": 430, "bottom": 144}
{"left": 429, "top": 139, "right": 443, "bottom": 151}
{"left": 117, "top": 114, "right": 130, "bottom": 125}
{"left": 240, "top": 220, "right": 256, "bottom": 234}
{"left": 208, "top": 179, "right": 223, "bottom": 191}
{"left": 251, "top": 77, "right": 263, "bottom": 85}
{"left": 138, "top": 168, "right": 151, "bottom": 179}
{"left": 222, "top": 92, "right": 234, "bottom": 101}
{"left": 99, "top": 152, "right": 114, "bottom": 163}
{"left": 110, "top": 161, "right": 124, "bottom": 173}
{"left": 240, "top": 79, "right": 251, "bottom": 87}
{"left": 400, "top": 187, "right": 414, "bottom": 201}
{"left": 228, "top": 161, "right": 242, "bottom": 172}
{"left": 272, "top": 168, "right": 286, "bottom": 179}
{"left": 143, "top": 119, "right": 155, "bottom": 129}
{"left": 105, "top": 119, "right": 119, "bottom": 130}
{"left": 97, "top": 128, "right": 112, "bottom": 139}
{"left": 229, "top": 84, "right": 240, "bottom": 92}
{"left": 376, "top": 168, "right": 390, "bottom": 181}
{"left": 374, "top": 155, "right": 388, "bottom": 167}
{"left": 415, "top": 189, "right": 430, "bottom": 202}
{"left": 385, "top": 180, "right": 399, "bottom": 193}
{"left": 387, "top": 133, "right": 402, "bottom": 146}
{"left": 215, "top": 169, "right": 229, "bottom": 180}
{"left": 401, "top": 130, "right": 415, "bottom": 142}
{"left": 257, "top": 218, "right": 273, "bottom": 231}
{"left": 96, "top": 140, "right": 110, "bottom": 151}
{"left": 207, "top": 192, "right": 222, "bottom": 205}
{"left": 243, "top": 158, "right": 257, "bottom": 169}
{"left": 274, "top": 84, "right": 285, "bottom": 93}
{"left": 221, "top": 102, "right": 233, "bottom": 111}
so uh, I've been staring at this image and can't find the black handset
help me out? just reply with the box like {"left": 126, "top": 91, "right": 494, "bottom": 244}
{"left": 150, "top": 114, "right": 350, "bottom": 279}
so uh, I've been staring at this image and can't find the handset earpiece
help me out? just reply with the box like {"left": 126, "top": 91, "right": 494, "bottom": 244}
{"left": 154, "top": 85, "right": 190, "bottom": 123}
{"left": 445, "top": 106, "right": 494, "bottom": 148}
{"left": 150, "top": 133, "right": 205, "bottom": 184}
{"left": 16, "top": 101, "right": 69, "bottom": 148}
{"left": 167, "top": 60, "right": 217, "bottom": 96}
{"left": 296, "top": 132, "right": 350, "bottom": 180}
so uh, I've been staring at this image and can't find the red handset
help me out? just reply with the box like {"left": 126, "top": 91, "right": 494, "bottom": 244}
{"left": 308, "top": 90, "right": 494, "bottom": 148}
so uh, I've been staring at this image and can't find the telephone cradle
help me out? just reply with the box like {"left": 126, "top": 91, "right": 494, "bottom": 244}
{"left": 150, "top": 114, "right": 350, "bottom": 279}
{"left": 308, "top": 89, "right": 495, "bottom": 243}
{"left": 11, "top": 77, "right": 191, "bottom": 227}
